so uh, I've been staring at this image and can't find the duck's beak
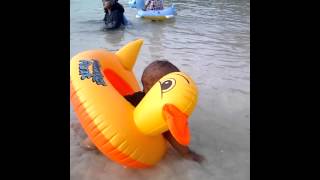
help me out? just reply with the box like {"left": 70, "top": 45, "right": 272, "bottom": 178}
{"left": 163, "top": 104, "right": 190, "bottom": 145}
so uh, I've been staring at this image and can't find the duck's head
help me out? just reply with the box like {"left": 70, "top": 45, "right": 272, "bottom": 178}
{"left": 134, "top": 72, "right": 198, "bottom": 145}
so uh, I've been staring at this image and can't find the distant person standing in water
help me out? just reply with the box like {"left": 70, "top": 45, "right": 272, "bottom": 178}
{"left": 143, "top": 0, "right": 164, "bottom": 11}
{"left": 102, "top": 0, "right": 125, "bottom": 29}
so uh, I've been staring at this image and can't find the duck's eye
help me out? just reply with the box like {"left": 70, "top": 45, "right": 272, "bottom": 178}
{"left": 160, "top": 79, "right": 176, "bottom": 93}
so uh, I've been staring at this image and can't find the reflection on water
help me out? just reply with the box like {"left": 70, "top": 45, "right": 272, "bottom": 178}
{"left": 103, "top": 29, "right": 125, "bottom": 47}
{"left": 70, "top": 0, "right": 250, "bottom": 180}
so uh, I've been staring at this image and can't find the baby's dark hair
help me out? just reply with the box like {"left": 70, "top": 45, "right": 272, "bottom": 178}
{"left": 141, "top": 60, "right": 180, "bottom": 92}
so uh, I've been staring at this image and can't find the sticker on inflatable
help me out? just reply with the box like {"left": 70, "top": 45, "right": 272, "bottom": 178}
{"left": 79, "top": 60, "right": 106, "bottom": 86}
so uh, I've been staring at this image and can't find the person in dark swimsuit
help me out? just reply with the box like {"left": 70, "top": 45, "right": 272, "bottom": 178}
{"left": 103, "top": 0, "right": 125, "bottom": 29}
{"left": 82, "top": 60, "right": 205, "bottom": 163}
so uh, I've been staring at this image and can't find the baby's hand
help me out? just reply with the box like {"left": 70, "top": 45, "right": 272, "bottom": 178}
{"left": 184, "top": 150, "right": 205, "bottom": 164}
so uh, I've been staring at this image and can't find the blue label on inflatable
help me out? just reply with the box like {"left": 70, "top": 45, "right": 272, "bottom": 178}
{"left": 79, "top": 60, "right": 106, "bottom": 86}
{"left": 79, "top": 60, "right": 92, "bottom": 80}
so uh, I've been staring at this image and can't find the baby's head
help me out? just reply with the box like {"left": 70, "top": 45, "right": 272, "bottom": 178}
{"left": 141, "top": 60, "right": 180, "bottom": 93}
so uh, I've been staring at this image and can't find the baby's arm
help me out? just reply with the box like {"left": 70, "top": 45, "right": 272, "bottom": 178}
{"left": 163, "top": 131, "right": 205, "bottom": 163}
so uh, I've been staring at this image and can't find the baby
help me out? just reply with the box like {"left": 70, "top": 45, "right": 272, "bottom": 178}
{"left": 82, "top": 60, "right": 204, "bottom": 163}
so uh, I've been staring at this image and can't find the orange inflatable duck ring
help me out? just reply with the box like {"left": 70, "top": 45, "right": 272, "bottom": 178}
{"left": 70, "top": 39, "right": 198, "bottom": 168}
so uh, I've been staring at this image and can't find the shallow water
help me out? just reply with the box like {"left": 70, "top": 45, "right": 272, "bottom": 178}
{"left": 70, "top": 0, "right": 250, "bottom": 179}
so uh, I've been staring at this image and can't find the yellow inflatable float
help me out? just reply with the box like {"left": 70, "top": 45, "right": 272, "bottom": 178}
{"left": 70, "top": 39, "right": 198, "bottom": 168}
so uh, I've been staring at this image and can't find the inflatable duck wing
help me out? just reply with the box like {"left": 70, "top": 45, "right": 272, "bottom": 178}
{"left": 70, "top": 39, "right": 198, "bottom": 168}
